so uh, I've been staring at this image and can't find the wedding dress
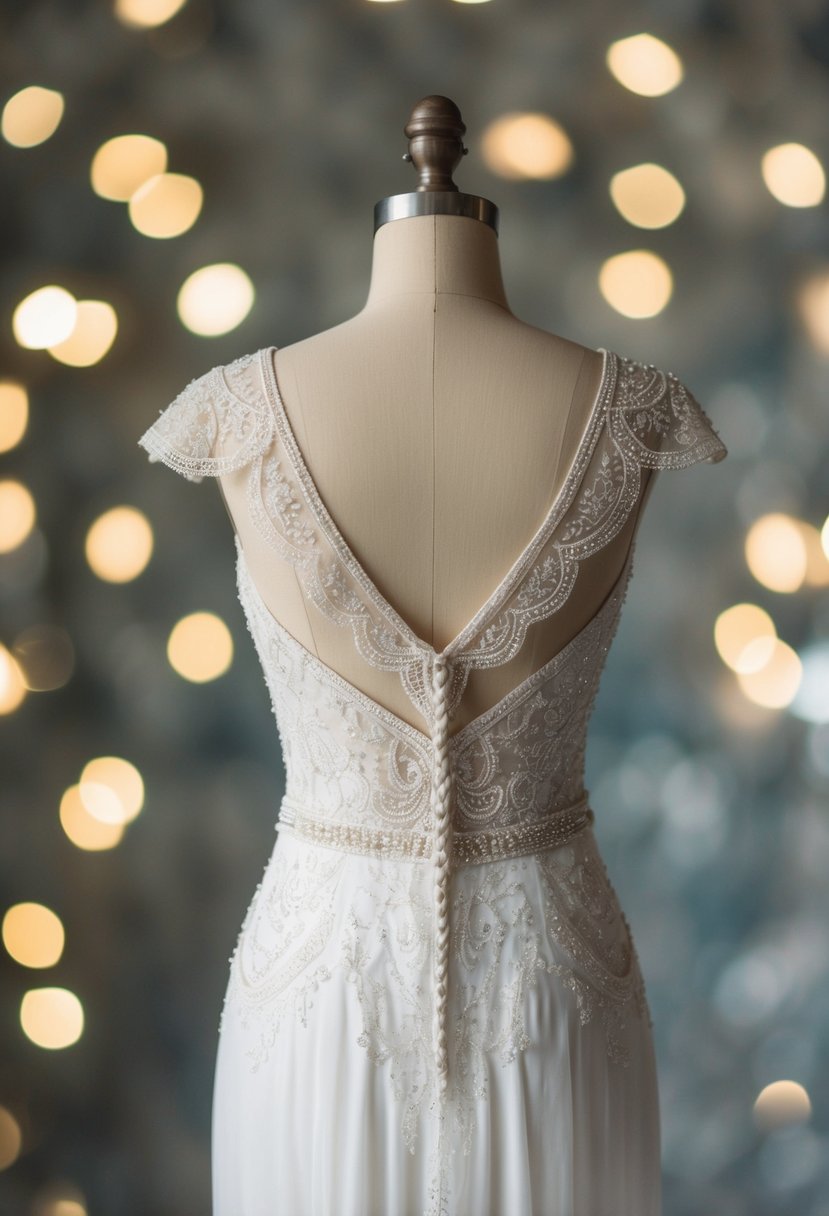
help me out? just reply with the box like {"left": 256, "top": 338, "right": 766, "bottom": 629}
{"left": 138, "top": 343, "right": 727, "bottom": 1216}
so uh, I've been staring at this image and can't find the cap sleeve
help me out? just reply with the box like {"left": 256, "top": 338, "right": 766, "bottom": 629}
{"left": 612, "top": 358, "right": 728, "bottom": 470}
{"left": 137, "top": 350, "right": 275, "bottom": 483}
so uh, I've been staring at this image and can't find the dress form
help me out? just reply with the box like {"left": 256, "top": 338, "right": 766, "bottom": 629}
{"left": 216, "top": 99, "right": 658, "bottom": 735}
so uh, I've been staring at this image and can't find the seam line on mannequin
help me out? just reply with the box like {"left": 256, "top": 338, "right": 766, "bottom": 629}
{"left": 431, "top": 219, "right": 437, "bottom": 649}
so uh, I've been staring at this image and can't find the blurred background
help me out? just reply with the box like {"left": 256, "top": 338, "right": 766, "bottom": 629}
{"left": 1, "top": 0, "right": 829, "bottom": 1213}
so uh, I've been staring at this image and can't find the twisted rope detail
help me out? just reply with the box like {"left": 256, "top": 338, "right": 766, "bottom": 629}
{"left": 430, "top": 652, "right": 454, "bottom": 1096}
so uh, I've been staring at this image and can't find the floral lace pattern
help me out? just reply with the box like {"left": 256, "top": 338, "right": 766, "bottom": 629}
{"left": 138, "top": 351, "right": 274, "bottom": 481}
{"left": 234, "top": 531, "right": 635, "bottom": 840}
{"left": 139, "top": 346, "right": 726, "bottom": 722}
{"left": 139, "top": 342, "right": 726, "bottom": 1216}
{"left": 216, "top": 522, "right": 652, "bottom": 1195}
{"left": 220, "top": 824, "right": 652, "bottom": 1166}
{"left": 219, "top": 831, "right": 347, "bottom": 1058}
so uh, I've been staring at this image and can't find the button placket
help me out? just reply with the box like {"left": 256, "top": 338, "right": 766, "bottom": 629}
{"left": 428, "top": 650, "right": 454, "bottom": 1216}
{"left": 429, "top": 651, "right": 454, "bottom": 1092}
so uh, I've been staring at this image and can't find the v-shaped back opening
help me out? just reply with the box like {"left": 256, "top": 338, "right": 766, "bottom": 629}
{"left": 259, "top": 344, "right": 615, "bottom": 661}
{"left": 234, "top": 533, "right": 636, "bottom": 745}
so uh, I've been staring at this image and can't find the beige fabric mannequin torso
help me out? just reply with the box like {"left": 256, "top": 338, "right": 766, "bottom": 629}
{"left": 217, "top": 214, "right": 657, "bottom": 735}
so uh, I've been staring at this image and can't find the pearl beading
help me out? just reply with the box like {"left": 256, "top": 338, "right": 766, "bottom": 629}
{"left": 277, "top": 792, "right": 594, "bottom": 866}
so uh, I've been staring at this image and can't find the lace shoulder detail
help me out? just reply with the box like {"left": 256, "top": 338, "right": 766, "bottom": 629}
{"left": 454, "top": 353, "right": 726, "bottom": 672}
{"left": 610, "top": 358, "right": 728, "bottom": 468}
{"left": 137, "top": 350, "right": 275, "bottom": 483}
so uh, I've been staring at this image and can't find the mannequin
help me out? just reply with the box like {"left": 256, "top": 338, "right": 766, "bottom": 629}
{"left": 215, "top": 97, "right": 658, "bottom": 735}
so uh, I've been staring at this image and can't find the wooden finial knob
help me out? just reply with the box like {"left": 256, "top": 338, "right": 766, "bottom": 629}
{"left": 402, "top": 95, "right": 469, "bottom": 193}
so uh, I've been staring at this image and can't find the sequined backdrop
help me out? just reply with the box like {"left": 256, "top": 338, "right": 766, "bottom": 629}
{"left": 1, "top": 1, "right": 828, "bottom": 1214}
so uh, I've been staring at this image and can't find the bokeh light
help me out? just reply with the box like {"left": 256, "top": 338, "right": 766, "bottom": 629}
{"left": 128, "top": 172, "right": 203, "bottom": 238}
{"left": 714, "top": 603, "right": 777, "bottom": 674}
{"left": 745, "top": 514, "right": 808, "bottom": 593}
{"left": 12, "top": 286, "right": 77, "bottom": 349}
{"left": 47, "top": 300, "right": 118, "bottom": 367}
{"left": 0, "top": 1105, "right": 22, "bottom": 1170}
{"left": 598, "top": 249, "right": 673, "bottom": 318}
{"left": 85, "top": 506, "right": 153, "bottom": 583}
{"left": 606, "top": 33, "right": 683, "bottom": 97}
{"left": 2, "top": 85, "right": 64, "bottom": 147}
{"left": 0, "top": 381, "right": 29, "bottom": 452}
{"left": 609, "top": 163, "right": 686, "bottom": 229}
{"left": 481, "top": 112, "right": 573, "bottom": 180}
{"left": 735, "top": 638, "right": 802, "bottom": 709}
{"left": 59, "top": 785, "right": 125, "bottom": 851}
{"left": 753, "top": 1080, "right": 812, "bottom": 1131}
{"left": 0, "top": 644, "right": 28, "bottom": 714}
{"left": 114, "top": 0, "right": 189, "bottom": 27}
{"left": 2, "top": 902, "right": 65, "bottom": 969}
{"left": 176, "top": 263, "right": 255, "bottom": 336}
{"left": 762, "top": 143, "right": 825, "bottom": 208}
{"left": 31, "top": 1183, "right": 88, "bottom": 1216}
{"left": 90, "top": 134, "right": 168, "bottom": 202}
{"left": 796, "top": 268, "right": 829, "bottom": 354}
{"left": 79, "top": 756, "right": 144, "bottom": 826}
{"left": 167, "top": 612, "right": 234, "bottom": 682}
{"left": 20, "top": 987, "right": 84, "bottom": 1050}
{"left": 0, "top": 480, "right": 36, "bottom": 552}
{"left": 798, "top": 519, "right": 829, "bottom": 586}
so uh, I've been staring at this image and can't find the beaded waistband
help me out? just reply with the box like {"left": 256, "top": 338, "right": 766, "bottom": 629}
{"left": 277, "top": 793, "right": 594, "bottom": 866}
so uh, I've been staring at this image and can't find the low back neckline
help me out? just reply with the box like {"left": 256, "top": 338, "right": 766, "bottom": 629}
{"left": 234, "top": 533, "right": 635, "bottom": 746}
{"left": 258, "top": 343, "right": 616, "bottom": 663}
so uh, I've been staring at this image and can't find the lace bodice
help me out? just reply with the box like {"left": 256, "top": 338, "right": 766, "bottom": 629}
{"left": 138, "top": 343, "right": 726, "bottom": 1215}
{"left": 234, "top": 526, "right": 637, "bottom": 839}
{"left": 138, "top": 346, "right": 726, "bottom": 717}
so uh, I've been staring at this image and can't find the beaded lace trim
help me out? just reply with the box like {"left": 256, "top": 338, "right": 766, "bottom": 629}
{"left": 139, "top": 346, "right": 727, "bottom": 724}
{"left": 234, "top": 532, "right": 634, "bottom": 757}
{"left": 259, "top": 347, "right": 615, "bottom": 660}
{"left": 137, "top": 355, "right": 274, "bottom": 481}
{"left": 279, "top": 792, "right": 594, "bottom": 864}
{"left": 255, "top": 345, "right": 727, "bottom": 706}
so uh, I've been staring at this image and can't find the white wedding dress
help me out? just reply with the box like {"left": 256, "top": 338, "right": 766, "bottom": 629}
{"left": 138, "top": 344, "right": 727, "bottom": 1216}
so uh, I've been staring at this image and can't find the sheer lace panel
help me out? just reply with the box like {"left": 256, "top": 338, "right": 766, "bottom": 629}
{"left": 137, "top": 345, "right": 727, "bottom": 729}
{"left": 455, "top": 353, "right": 727, "bottom": 673}
{"left": 233, "top": 526, "right": 637, "bottom": 782}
